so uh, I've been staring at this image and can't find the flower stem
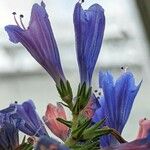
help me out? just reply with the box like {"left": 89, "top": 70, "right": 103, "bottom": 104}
{"left": 72, "top": 114, "right": 78, "bottom": 129}
{"left": 65, "top": 113, "right": 79, "bottom": 147}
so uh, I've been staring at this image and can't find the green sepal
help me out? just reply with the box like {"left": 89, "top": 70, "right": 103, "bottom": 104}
{"left": 73, "top": 83, "right": 92, "bottom": 114}
{"left": 15, "top": 143, "right": 33, "bottom": 150}
{"left": 72, "top": 119, "right": 92, "bottom": 139}
{"left": 86, "top": 118, "right": 106, "bottom": 131}
{"left": 66, "top": 80, "right": 73, "bottom": 98}
{"left": 56, "top": 80, "right": 73, "bottom": 109}
{"left": 82, "top": 118, "right": 111, "bottom": 140}
{"left": 57, "top": 117, "right": 72, "bottom": 128}
{"left": 83, "top": 127, "right": 112, "bottom": 140}
{"left": 58, "top": 102, "right": 69, "bottom": 108}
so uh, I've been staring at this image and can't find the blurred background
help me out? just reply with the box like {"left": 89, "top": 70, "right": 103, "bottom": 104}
{"left": 0, "top": 0, "right": 150, "bottom": 141}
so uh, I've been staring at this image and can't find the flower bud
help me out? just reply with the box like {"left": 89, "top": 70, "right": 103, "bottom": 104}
{"left": 43, "top": 103, "right": 69, "bottom": 141}
{"left": 137, "top": 118, "right": 150, "bottom": 139}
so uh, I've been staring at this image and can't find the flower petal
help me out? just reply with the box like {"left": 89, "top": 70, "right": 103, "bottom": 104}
{"left": 93, "top": 71, "right": 141, "bottom": 147}
{"left": 115, "top": 72, "right": 142, "bottom": 133}
{"left": 0, "top": 123, "right": 19, "bottom": 150}
{"left": 5, "top": 2, "right": 65, "bottom": 83}
{"left": 74, "top": 2, "right": 105, "bottom": 85}
{"left": 0, "top": 100, "right": 47, "bottom": 137}
{"left": 43, "top": 103, "right": 69, "bottom": 141}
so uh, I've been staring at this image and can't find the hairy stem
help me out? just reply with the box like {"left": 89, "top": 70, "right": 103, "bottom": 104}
{"left": 65, "top": 113, "right": 79, "bottom": 147}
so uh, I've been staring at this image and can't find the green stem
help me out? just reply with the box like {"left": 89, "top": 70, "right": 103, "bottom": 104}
{"left": 72, "top": 114, "right": 78, "bottom": 129}
{"left": 65, "top": 136, "right": 76, "bottom": 147}
{"left": 65, "top": 113, "right": 79, "bottom": 147}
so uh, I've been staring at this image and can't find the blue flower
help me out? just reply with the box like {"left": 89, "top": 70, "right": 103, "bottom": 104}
{"left": 0, "top": 100, "right": 47, "bottom": 137}
{"left": 93, "top": 71, "right": 142, "bottom": 147}
{"left": 35, "top": 136, "right": 70, "bottom": 150}
{"left": 0, "top": 123, "right": 19, "bottom": 150}
{"left": 102, "top": 133, "right": 150, "bottom": 150}
{"left": 5, "top": 2, "right": 65, "bottom": 84}
{"left": 74, "top": 2, "right": 105, "bottom": 86}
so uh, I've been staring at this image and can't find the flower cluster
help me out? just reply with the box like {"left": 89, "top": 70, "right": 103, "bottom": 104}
{"left": 0, "top": 0, "right": 149, "bottom": 150}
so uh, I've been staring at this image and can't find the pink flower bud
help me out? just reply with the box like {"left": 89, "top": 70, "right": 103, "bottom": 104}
{"left": 43, "top": 103, "right": 69, "bottom": 141}
{"left": 83, "top": 95, "right": 98, "bottom": 119}
{"left": 137, "top": 118, "right": 150, "bottom": 139}
{"left": 83, "top": 99, "right": 94, "bottom": 119}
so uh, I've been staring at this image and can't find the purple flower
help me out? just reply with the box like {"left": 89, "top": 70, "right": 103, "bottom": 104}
{"left": 102, "top": 134, "right": 150, "bottom": 150}
{"left": 0, "top": 123, "right": 19, "bottom": 150}
{"left": 35, "top": 136, "right": 70, "bottom": 150}
{"left": 93, "top": 71, "right": 142, "bottom": 147}
{"left": 83, "top": 94, "right": 101, "bottom": 119}
{"left": 0, "top": 100, "right": 47, "bottom": 137}
{"left": 74, "top": 2, "right": 105, "bottom": 86}
{"left": 5, "top": 2, "right": 65, "bottom": 84}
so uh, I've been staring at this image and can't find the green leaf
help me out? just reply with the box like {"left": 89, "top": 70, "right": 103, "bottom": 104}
{"left": 57, "top": 117, "right": 72, "bottom": 128}
{"left": 15, "top": 143, "right": 33, "bottom": 150}
{"left": 73, "top": 83, "right": 92, "bottom": 114}
{"left": 56, "top": 80, "right": 73, "bottom": 110}
{"left": 66, "top": 80, "right": 73, "bottom": 98}
{"left": 83, "top": 128, "right": 112, "bottom": 140}
{"left": 56, "top": 84, "right": 63, "bottom": 96}
{"left": 87, "top": 118, "right": 106, "bottom": 131}
{"left": 58, "top": 102, "right": 69, "bottom": 108}
{"left": 60, "top": 79, "right": 68, "bottom": 95}
{"left": 72, "top": 119, "right": 91, "bottom": 139}
{"left": 82, "top": 119, "right": 111, "bottom": 140}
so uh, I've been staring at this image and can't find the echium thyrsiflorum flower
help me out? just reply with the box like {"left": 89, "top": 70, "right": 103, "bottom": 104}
{"left": 102, "top": 118, "right": 150, "bottom": 150}
{"left": 102, "top": 134, "right": 150, "bottom": 150}
{"left": 5, "top": 1, "right": 65, "bottom": 85}
{"left": 5, "top": 1, "right": 75, "bottom": 108}
{"left": 92, "top": 71, "right": 142, "bottom": 147}
{"left": 0, "top": 123, "right": 19, "bottom": 150}
{"left": 0, "top": 100, "right": 47, "bottom": 137}
{"left": 73, "top": 0, "right": 105, "bottom": 122}
{"left": 35, "top": 136, "right": 70, "bottom": 150}
{"left": 4, "top": 1, "right": 119, "bottom": 150}
{"left": 43, "top": 103, "right": 69, "bottom": 141}
{"left": 74, "top": 1, "right": 105, "bottom": 87}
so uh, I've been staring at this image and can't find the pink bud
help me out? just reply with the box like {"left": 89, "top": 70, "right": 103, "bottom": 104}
{"left": 137, "top": 118, "right": 150, "bottom": 139}
{"left": 43, "top": 103, "right": 69, "bottom": 141}
{"left": 83, "top": 95, "right": 97, "bottom": 119}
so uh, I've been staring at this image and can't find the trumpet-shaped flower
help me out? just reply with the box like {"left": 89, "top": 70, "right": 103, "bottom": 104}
{"left": 43, "top": 103, "right": 69, "bottom": 141}
{"left": 0, "top": 100, "right": 47, "bottom": 137}
{"left": 0, "top": 123, "right": 19, "bottom": 150}
{"left": 35, "top": 136, "right": 69, "bottom": 150}
{"left": 74, "top": 2, "right": 105, "bottom": 86}
{"left": 102, "top": 118, "right": 150, "bottom": 150}
{"left": 83, "top": 94, "right": 100, "bottom": 119}
{"left": 93, "top": 71, "right": 142, "bottom": 147}
{"left": 102, "top": 135, "right": 150, "bottom": 150}
{"left": 5, "top": 2, "right": 65, "bottom": 84}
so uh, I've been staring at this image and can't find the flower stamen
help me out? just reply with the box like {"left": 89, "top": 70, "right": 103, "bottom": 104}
{"left": 12, "top": 12, "right": 21, "bottom": 27}
{"left": 20, "top": 14, "right": 26, "bottom": 30}
{"left": 79, "top": 0, "right": 84, "bottom": 4}
{"left": 121, "top": 66, "right": 128, "bottom": 72}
